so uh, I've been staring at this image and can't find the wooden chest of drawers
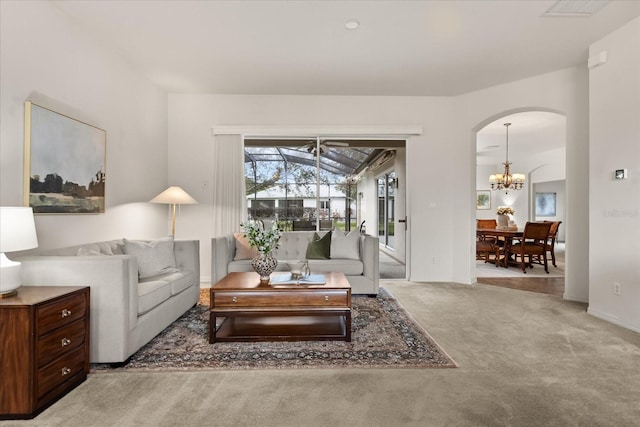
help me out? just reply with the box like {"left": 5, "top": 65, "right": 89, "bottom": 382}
{"left": 0, "top": 286, "right": 90, "bottom": 419}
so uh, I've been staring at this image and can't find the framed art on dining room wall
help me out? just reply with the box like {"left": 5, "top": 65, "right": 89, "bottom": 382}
{"left": 24, "top": 101, "right": 106, "bottom": 214}
{"left": 476, "top": 190, "right": 491, "bottom": 210}
{"left": 535, "top": 192, "right": 556, "bottom": 217}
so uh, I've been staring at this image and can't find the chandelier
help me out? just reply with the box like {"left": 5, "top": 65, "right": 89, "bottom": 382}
{"left": 489, "top": 123, "right": 525, "bottom": 192}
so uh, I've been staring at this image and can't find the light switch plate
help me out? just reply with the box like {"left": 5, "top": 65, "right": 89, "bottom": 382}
{"left": 615, "top": 169, "right": 627, "bottom": 180}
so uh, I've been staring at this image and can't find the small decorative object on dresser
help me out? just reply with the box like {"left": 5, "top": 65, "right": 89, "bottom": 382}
{"left": 0, "top": 286, "right": 90, "bottom": 419}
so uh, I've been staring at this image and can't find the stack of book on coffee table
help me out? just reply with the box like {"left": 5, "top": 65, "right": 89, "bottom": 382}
{"left": 270, "top": 274, "right": 326, "bottom": 285}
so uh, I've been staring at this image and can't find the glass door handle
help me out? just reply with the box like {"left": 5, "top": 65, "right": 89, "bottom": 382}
{"left": 398, "top": 217, "right": 407, "bottom": 231}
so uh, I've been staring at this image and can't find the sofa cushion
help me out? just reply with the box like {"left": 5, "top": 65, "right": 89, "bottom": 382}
{"left": 228, "top": 260, "right": 254, "bottom": 273}
{"left": 137, "top": 279, "right": 172, "bottom": 316}
{"left": 233, "top": 232, "right": 258, "bottom": 260}
{"left": 331, "top": 230, "right": 360, "bottom": 260}
{"left": 77, "top": 247, "right": 104, "bottom": 256}
{"left": 306, "top": 231, "right": 332, "bottom": 259}
{"left": 227, "top": 258, "right": 362, "bottom": 276}
{"left": 123, "top": 237, "right": 179, "bottom": 279}
{"left": 37, "top": 239, "right": 123, "bottom": 256}
{"left": 307, "top": 259, "right": 364, "bottom": 276}
{"left": 273, "top": 232, "right": 315, "bottom": 260}
{"left": 151, "top": 270, "right": 196, "bottom": 295}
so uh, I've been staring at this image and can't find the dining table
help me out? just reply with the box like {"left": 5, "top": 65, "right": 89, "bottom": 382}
{"left": 477, "top": 227, "right": 524, "bottom": 268}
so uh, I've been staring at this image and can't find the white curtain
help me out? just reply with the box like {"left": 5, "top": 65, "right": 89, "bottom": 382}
{"left": 212, "top": 134, "right": 245, "bottom": 236}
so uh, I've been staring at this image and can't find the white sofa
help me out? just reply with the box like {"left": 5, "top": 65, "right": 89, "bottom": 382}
{"left": 16, "top": 238, "right": 200, "bottom": 364}
{"left": 211, "top": 231, "right": 379, "bottom": 295}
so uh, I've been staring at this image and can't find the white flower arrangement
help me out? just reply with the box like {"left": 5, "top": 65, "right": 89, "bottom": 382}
{"left": 496, "top": 206, "right": 515, "bottom": 215}
{"left": 241, "top": 220, "right": 281, "bottom": 254}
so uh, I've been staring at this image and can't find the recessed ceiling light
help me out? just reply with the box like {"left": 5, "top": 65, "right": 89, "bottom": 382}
{"left": 345, "top": 19, "right": 360, "bottom": 30}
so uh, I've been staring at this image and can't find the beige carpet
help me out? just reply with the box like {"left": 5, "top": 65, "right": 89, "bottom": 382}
{"left": 5, "top": 280, "right": 639, "bottom": 427}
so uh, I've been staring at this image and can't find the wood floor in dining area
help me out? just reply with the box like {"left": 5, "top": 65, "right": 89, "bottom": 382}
{"left": 476, "top": 277, "right": 564, "bottom": 297}
{"left": 476, "top": 242, "right": 565, "bottom": 296}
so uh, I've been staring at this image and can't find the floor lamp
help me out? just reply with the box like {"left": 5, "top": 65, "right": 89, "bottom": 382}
{"left": 150, "top": 186, "right": 197, "bottom": 237}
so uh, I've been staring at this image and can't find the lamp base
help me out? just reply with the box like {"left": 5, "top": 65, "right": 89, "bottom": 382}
{"left": 0, "top": 288, "right": 18, "bottom": 298}
{"left": 1, "top": 253, "right": 23, "bottom": 298}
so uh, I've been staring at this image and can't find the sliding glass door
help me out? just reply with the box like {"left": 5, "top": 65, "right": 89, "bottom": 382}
{"left": 244, "top": 139, "right": 374, "bottom": 232}
{"left": 377, "top": 171, "right": 396, "bottom": 249}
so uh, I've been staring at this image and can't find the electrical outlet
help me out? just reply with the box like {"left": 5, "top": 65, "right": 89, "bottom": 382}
{"left": 613, "top": 282, "right": 621, "bottom": 295}
{"left": 431, "top": 257, "right": 436, "bottom": 264}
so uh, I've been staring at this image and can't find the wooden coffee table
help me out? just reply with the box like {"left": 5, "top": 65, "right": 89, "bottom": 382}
{"left": 209, "top": 272, "right": 351, "bottom": 343}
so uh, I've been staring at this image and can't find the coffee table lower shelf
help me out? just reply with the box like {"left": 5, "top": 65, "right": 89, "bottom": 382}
{"left": 210, "top": 312, "right": 351, "bottom": 343}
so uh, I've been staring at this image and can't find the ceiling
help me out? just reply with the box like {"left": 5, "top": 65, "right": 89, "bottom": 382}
{"left": 52, "top": 0, "right": 640, "bottom": 96}
{"left": 476, "top": 112, "right": 566, "bottom": 166}
{"left": 48, "top": 1, "right": 636, "bottom": 168}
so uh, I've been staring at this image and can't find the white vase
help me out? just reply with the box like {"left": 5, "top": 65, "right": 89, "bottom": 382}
{"left": 497, "top": 214, "right": 509, "bottom": 228}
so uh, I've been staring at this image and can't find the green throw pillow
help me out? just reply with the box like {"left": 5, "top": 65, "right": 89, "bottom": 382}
{"left": 306, "top": 231, "right": 332, "bottom": 259}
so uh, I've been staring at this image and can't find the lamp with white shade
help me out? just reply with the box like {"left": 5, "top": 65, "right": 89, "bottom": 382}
{"left": 150, "top": 186, "right": 197, "bottom": 237}
{"left": 0, "top": 207, "right": 39, "bottom": 297}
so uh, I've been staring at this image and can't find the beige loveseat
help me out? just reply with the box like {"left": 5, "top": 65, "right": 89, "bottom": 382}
{"left": 16, "top": 238, "right": 200, "bottom": 364}
{"left": 211, "top": 231, "right": 379, "bottom": 295}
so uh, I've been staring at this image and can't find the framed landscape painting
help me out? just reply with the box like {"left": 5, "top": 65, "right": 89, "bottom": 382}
{"left": 24, "top": 101, "right": 106, "bottom": 213}
{"left": 476, "top": 190, "right": 491, "bottom": 210}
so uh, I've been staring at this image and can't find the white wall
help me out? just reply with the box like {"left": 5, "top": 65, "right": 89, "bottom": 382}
{"left": 475, "top": 169, "right": 528, "bottom": 229}
{"left": 168, "top": 94, "right": 456, "bottom": 283}
{"left": 0, "top": 1, "right": 169, "bottom": 249}
{"left": 476, "top": 146, "right": 566, "bottom": 234}
{"left": 533, "top": 180, "right": 566, "bottom": 242}
{"left": 455, "top": 68, "right": 589, "bottom": 302}
{"left": 168, "top": 68, "right": 588, "bottom": 290}
{"left": 588, "top": 17, "right": 640, "bottom": 332}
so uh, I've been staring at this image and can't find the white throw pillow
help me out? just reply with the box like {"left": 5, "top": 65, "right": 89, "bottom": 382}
{"left": 330, "top": 230, "right": 360, "bottom": 260}
{"left": 233, "top": 232, "right": 258, "bottom": 260}
{"left": 77, "top": 247, "right": 104, "bottom": 256}
{"left": 123, "top": 237, "right": 178, "bottom": 279}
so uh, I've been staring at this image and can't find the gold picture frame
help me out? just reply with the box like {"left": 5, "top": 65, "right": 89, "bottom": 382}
{"left": 24, "top": 101, "right": 106, "bottom": 213}
{"left": 476, "top": 190, "right": 491, "bottom": 210}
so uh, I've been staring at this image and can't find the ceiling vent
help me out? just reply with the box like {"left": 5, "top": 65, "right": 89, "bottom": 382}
{"left": 543, "top": 0, "right": 610, "bottom": 17}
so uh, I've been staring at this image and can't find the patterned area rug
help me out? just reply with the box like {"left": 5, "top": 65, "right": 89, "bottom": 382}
{"left": 92, "top": 288, "right": 456, "bottom": 371}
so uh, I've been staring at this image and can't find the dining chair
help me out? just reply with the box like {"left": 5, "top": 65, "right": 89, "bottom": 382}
{"left": 544, "top": 221, "right": 562, "bottom": 267}
{"left": 476, "top": 219, "right": 499, "bottom": 264}
{"left": 477, "top": 219, "right": 498, "bottom": 229}
{"left": 510, "top": 221, "right": 553, "bottom": 274}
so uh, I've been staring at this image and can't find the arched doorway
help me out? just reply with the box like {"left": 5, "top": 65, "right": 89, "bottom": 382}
{"left": 474, "top": 110, "right": 567, "bottom": 295}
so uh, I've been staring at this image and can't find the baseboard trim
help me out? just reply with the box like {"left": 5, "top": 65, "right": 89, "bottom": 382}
{"left": 563, "top": 292, "right": 588, "bottom": 303}
{"left": 587, "top": 307, "right": 640, "bottom": 333}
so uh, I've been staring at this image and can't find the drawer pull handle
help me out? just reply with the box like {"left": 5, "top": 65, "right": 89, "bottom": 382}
{"left": 61, "top": 338, "right": 71, "bottom": 347}
{"left": 324, "top": 296, "right": 329, "bottom": 301}
{"left": 61, "top": 367, "right": 71, "bottom": 376}
{"left": 232, "top": 297, "right": 237, "bottom": 303}
{"left": 61, "top": 309, "right": 72, "bottom": 318}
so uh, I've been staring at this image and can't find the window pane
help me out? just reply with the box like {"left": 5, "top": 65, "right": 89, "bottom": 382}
{"left": 244, "top": 141, "right": 371, "bottom": 231}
